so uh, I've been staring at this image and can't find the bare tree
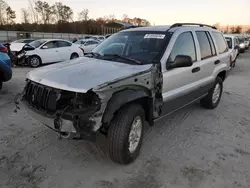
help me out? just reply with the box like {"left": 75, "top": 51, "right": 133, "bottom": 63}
{"left": 108, "top": 14, "right": 115, "bottom": 21}
{"left": 0, "top": 0, "right": 8, "bottom": 25}
{"left": 21, "top": 8, "right": 30, "bottom": 23}
{"left": 234, "top": 25, "right": 242, "bottom": 34}
{"left": 54, "top": 2, "right": 73, "bottom": 22}
{"left": 35, "top": 1, "right": 55, "bottom": 24}
{"left": 6, "top": 6, "right": 16, "bottom": 24}
{"left": 246, "top": 29, "right": 250, "bottom": 34}
{"left": 78, "top": 9, "right": 89, "bottom": 21}
{"left": 28, "top": 0, "right": 38, "bottom": 23}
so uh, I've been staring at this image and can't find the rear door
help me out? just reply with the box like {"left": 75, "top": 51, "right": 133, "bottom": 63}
{"left": 194, "top": 30, "right": 218, "bottom": 88}
{"left": 55, "top": 41, "right": 73, "bottom": 61}
{"left": 211, "top": 32, "right": 230, "bottom": 71}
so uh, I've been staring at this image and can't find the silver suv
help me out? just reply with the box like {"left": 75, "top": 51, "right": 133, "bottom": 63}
{"left": 21, "top": 23, "right": 230, "bottom": 164}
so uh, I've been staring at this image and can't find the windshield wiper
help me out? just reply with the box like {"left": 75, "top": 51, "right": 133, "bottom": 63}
{"left": 102, "top": 54, "right": 142, "bottom": 65}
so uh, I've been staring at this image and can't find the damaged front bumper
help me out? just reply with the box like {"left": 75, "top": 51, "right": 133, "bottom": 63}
{"left": 21, "top": 81, "right": 102, "bottom": 141}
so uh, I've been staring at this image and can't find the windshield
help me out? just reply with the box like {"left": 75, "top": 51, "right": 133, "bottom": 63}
{"left": 92, "top": 31, "right": 171, "bottom": 64}
{"left": 29, "top": 40, "right": 47, "bottom": 48}
{"left": 225, "top": 37, "right": 232, "bottom": 49}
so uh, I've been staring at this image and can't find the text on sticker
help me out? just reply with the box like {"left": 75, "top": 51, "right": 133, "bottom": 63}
{"left": 144, "top": 34, "right": 165, "bottom": 39}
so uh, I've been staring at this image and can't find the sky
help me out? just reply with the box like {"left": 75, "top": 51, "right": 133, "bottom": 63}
{"left": 6, "top": 0, "right": 250, "bottom": 26}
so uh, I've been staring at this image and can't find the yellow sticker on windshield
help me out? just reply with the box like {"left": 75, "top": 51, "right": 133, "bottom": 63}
{"left": 144, "top": 34, "right": 165, "bottom": 39}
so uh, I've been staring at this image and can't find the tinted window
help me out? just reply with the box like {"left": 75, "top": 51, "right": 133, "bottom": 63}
{"left": 196, "top": 31, "right": 213, "bottom": 59}
{"left": 168, "top": 32, "right": 196, "bottom": 63}
{"left": 57, "top": 41, "right": 72, "bottom": 47}
{"left": 212, "top": 32, "right": 228, "bottom": 54}
{"left": 225, "top": 37, "right": 232, "bottom": 49}
{"left": 43, "top": 41, "right": 57, "bottom": 49}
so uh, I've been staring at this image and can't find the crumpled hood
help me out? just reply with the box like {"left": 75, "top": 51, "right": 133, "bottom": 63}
{"left": 10, "top": 43, "right": 26, "bottom": 52}
{"left": 26, "top": 57, "right": 152, "bottom": 93}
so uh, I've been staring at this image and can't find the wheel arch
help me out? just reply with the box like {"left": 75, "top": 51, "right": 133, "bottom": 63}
{"left": 217, "top": 70, "right": 227, "bottom": 82}
{"left": 101, "top": 89, "right": 153, "bottom": 128}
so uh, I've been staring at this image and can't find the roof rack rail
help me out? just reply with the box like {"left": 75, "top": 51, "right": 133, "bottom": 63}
{"left": 170, "top": 23, "right": 217, "bottom": 29}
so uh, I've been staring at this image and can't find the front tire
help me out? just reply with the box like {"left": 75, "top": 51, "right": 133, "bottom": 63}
{"left": 29, "top": 56, "right": 41, "bottom": 68}
{"left": 108, "top": 104, "right": 145, "bottom": 164}
{"left": 200, "top": 77, "right": 223, "bottom": 109}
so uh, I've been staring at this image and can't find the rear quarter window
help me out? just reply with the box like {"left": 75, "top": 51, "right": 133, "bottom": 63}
{"left": 212, "top": 32, "right": 228, "bottom": 54}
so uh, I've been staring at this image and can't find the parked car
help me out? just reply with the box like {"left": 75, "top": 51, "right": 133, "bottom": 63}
{"left": 0, "top": 44, "right": 12, "bottom": 91}
{"left": 244, "top": 36, "right": 249, "bottom": 50}
{"left": 11, "top": 39, "right": 35, "bottom": 44}
{"left": 22, "top": 23, "right": 230, "bottom": 164}
{"left": 237, "top": 36, "right": 246, "bottom": 53}
{"left": 224, "top": 35, "right": 239, "bottom": 67}
{"left": 74, "top": 39, "right": 100, "bottom": 54}
{"left": 97, "top": 36, "right": 105, "bottom": 42}
{"left": 25, "top": 39, "right": 84, "bottom": 68}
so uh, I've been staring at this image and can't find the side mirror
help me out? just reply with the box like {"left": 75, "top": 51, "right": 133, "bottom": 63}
{"left": 167, "top": 55, "right": 193, "bottom": 69}
{"left": 23, "top": 46, "right": 35, "bottom": 51}
{"left": 42, "top": 45, "right": 48, "bottom": 49}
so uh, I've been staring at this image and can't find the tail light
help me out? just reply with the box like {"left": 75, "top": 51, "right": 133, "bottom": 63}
{"left": 0, "top": 47, "right": 8, "bottom": 53}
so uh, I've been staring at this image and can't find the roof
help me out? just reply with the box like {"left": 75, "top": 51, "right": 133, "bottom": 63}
{"left": 122, "top": 26, "right": 171, "bottom": 32}
{"left": 114, "top": 21, "right": 134, "bottom": 28}
{"left": 122, "top": 25, "right": 218, "bottom": 32}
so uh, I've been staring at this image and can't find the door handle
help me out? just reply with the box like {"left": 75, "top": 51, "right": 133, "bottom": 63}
{"left": 192, "top": 67, "right": 200, "bottom": 73}
{"left": 214, "top": 60, "right": 220, "bottom": 65}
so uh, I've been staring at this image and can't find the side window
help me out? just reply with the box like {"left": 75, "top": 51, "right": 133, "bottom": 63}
{"left": 212, "top": 32, "right": 228, "bottom": 54}
{"left": 168, "top": 32, "right": 196, "bottom": 63}
{"left": 225, "top": 37, "right": 232, "bottom": 49}
{"left": 43, "top": 41, "right": 57, "bottom": 49}
{"left": 57, "top": 41, "right": 72, "bottom": 48}
{"left": 196, "top": 31, "right": 213, "bottom": 60}
{"left": 206, "top": 32, "right": 216, "bottom": 56}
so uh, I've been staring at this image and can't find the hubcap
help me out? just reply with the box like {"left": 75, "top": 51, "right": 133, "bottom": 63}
{"left": 128, "top": 116, "right": 142, "bottom": 153}
{"left": 212, "top": 83, "right": 221, "bottom": 104}
{"left": 30, "top": 57, "right": 39, "bottom": 67}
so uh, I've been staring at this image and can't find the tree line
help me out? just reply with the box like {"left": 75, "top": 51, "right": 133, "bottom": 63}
{"left": 0, "top": 0, "right": 151, "bottom": 34}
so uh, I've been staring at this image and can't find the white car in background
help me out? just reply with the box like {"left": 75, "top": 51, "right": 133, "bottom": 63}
{"left": 224, "top": 35, "right": 239, "bottom": 67}
{"left": 74, "top": 39, "right": 100, "bottom": 54}
{"left": 26, "top": 39, "right": 83, "bottom": 68}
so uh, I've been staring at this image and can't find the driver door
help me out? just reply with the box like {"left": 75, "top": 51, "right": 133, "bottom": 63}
{"left": 39, "top": 41, "right": 61, "bottom": 63}
{"left": 161, "top": 31, "right": 201, "bottom": 115}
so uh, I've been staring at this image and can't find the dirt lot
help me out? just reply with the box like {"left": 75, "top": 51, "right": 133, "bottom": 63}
{"left": 1, "top": 51, "right": 250, "bottom": 188}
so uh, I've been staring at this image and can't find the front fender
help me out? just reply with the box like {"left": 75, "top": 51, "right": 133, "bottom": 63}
{"left": 102, "top": 89, "right": 151, "bottom": 124}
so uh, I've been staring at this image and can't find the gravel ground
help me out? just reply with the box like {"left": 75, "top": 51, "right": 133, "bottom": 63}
{"left": 1, "top": 51, "right": 250, "bottom": 188}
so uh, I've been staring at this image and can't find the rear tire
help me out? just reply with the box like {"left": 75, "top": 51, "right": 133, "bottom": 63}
{"left": 70, "top": 53, "right": 79, "bottom": 60}
{"left": 108, "top": 104, "right": 145, "bottom": 164}
{"left": 29, "top": 56, "right": 41, "bottom": 68}
{"left": 200, "top": 77, "right": 223, "bottom": 109}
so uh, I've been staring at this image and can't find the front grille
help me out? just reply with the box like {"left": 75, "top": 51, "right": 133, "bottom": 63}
{"left": 24, "top": 81, "right": 58, "bottom": 113}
